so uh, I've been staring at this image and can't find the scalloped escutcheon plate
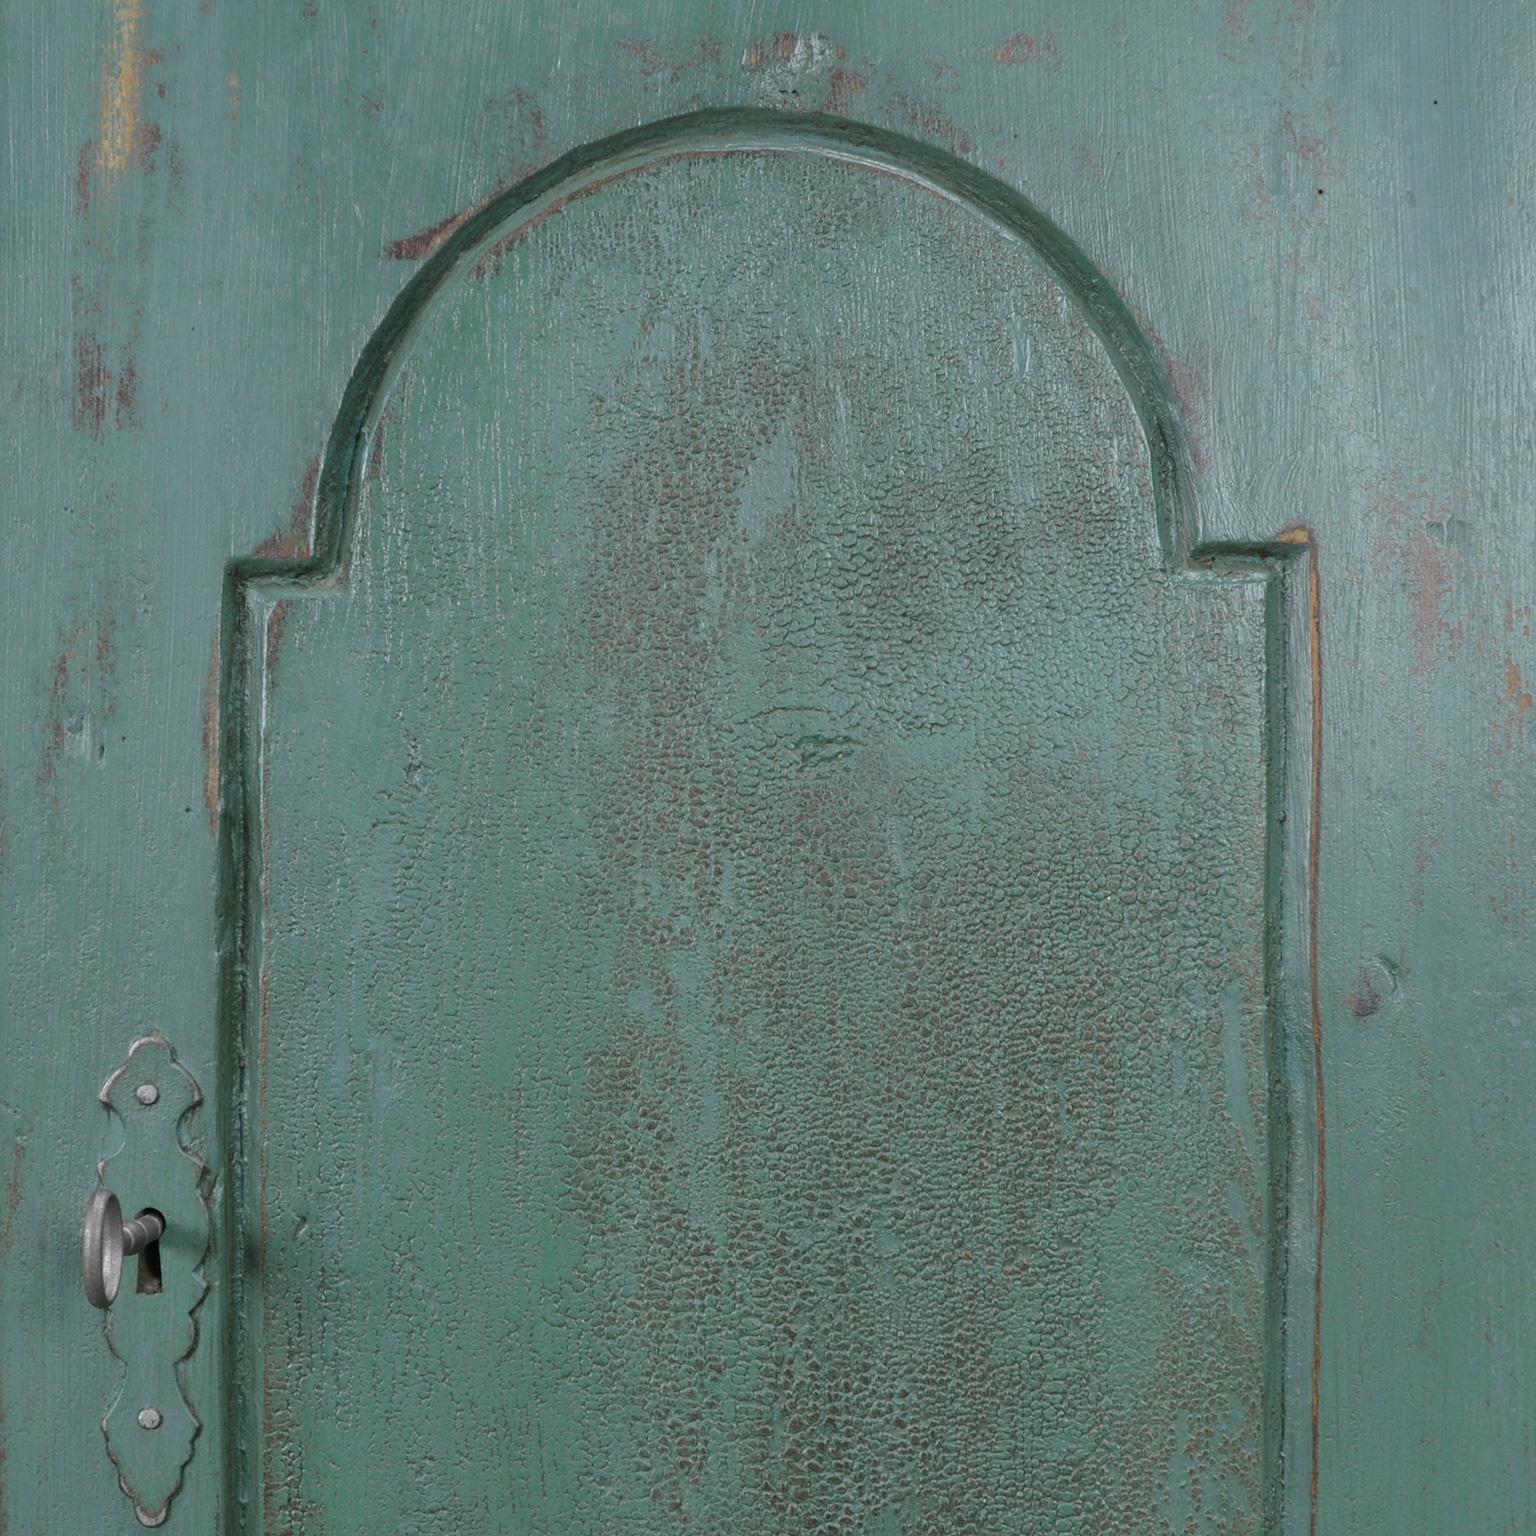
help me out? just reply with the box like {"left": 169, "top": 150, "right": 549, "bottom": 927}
{"left": 95, "top": 1033, "right": 210, "bottom": 1526}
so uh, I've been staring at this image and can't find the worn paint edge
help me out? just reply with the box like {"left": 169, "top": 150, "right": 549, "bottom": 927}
{"left": 1185, "top": 531, "right": 1321, "bottom": 1536}
{"left": 1292, "top": 536, "right": 1325, "bottom": 1536}
{"left": 1263, "top": 527, "right": 1324, "bottom": 1536}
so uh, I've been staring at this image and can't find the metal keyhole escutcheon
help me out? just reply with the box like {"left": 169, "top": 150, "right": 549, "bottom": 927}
{"left": 85, "top": 1032, "right": 211, "bottom": 1526}
{"left": 82, "top": 1188, "right": 165, "bottom": 1309}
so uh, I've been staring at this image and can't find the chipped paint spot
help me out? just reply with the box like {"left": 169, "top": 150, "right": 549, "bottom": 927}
{"left": 256, "top": 455, "right": 321, "bottom": 561}
{"left": 619, "top": 36, "right": 722, "bottom": 81}
{"left": 743, "top": 33, "right": 849, "bottom": 105}
{"left": 1345, "top": 970, "right": 1381, "bottom": 1019}
{"left": 37, "top": 613, "right": 116, "bottom": 791}
{"left": 1345, "top": 957, "right": 1399, "bottom": 1022}
{"left": 994, "top": 32, "right": 1061, "bottom": 67}
{"left": 1506, "top": 659, "right": 1531, "bottom": 713}
{"left": 1, "top": 1140, "right": 23, "bottom": 1250}
{"left": 1505, "top": 657, "right": 1529, "bottom": 709}
{"left": 75, "top": 141, "right": 95, "bottom": 216}
{"left": 886, "top": 95, "right": 973, "bottom": 157}
{"left": 69, "top": 7, "right": 159, "bottom": 434}
{"left": 384, "top": 192, "right": 497, "bottom": 261}
{"left": 72, "top": 333, "right": 110, "bottom": 433}
{"left": 134, "top": 117, "right": 162, "bottom": 173}
{"left": 1370, "top": 487, "right": 1467, "bottom": 677}
{"left": 96, "top": 0, "right": 148, "bottom": 184}
{"left": 227, "top": 70, "right": 240, "bottom": 124}
{"left": 71, "top": 332, "right": 140, "bottom": 433}
{"left": 115, "top": 353, "right": 139, "bottom": 426}
{"left": 823, "top": 68, "right": 868, "bottom": 115}
{"left": 1281, "top": 107, "right": 1343, "bottom": 203}
{"left": 264, "top": 600, "right": 292, "bottom": 680}
{"left": 1504, "top": 658, "right": 1532, "bottom": 747}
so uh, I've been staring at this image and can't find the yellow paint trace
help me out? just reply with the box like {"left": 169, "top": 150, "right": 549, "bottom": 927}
{"left": 96, "top": 0, "right": 145, "bottom": 181}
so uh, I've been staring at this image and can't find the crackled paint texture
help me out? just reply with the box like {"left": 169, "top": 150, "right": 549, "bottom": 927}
{"left": 253, "top": 155, "right": 1272, "bottom": 1532}
{"left": 2, "top": 4, "right": 1533, "bottom": 1534}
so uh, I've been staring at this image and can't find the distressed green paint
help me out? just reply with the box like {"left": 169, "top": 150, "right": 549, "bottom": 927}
{"left": 0, "top": 5, "right": 1529, "bottom": 1534}
{"left": 226, "top": 119, "right": 1298, "bottom": 1532}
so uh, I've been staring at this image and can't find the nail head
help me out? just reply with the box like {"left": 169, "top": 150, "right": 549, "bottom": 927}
{"left": 135, "top": 1084, "right": 159, "bottom": 1107}
{"left": 137, "top": 1406, "right": 163, "bottom": 1431}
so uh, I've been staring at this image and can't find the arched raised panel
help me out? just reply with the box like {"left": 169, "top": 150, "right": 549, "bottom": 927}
{"left": 223, "top": 113, "right": 1310, "bottom": 1535}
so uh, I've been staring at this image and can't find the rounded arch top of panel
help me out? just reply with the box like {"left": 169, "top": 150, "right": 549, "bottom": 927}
{"left": 319, "top": 114, "right": 1194, "bottom": 601}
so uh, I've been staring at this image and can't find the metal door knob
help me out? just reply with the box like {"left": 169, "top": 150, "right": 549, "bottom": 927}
{"left": 82, "top": 1189, "right": 165, "bottom": 1309}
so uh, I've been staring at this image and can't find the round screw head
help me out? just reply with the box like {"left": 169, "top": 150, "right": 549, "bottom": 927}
{"left": 137, "top": 1406, "right": 163, "bottom": 1431}
{"left": 135, "top": 1083, "right": 159, "bottom": 1107}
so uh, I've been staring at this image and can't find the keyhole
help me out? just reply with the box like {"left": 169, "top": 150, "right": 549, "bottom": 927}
{"left": 134, "top": 1208, "right": 164, "bottom": 1296}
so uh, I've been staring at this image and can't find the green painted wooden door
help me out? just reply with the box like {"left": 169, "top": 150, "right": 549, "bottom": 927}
{"left": 2, "top": 7, "right": 1528, "bottom": 1535}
